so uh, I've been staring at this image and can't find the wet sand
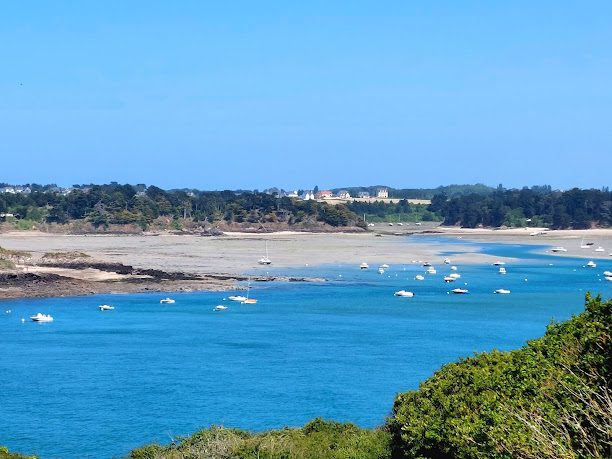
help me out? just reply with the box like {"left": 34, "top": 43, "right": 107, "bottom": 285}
{"left": 1, "top": 228, "right": 610, "bottom": 299}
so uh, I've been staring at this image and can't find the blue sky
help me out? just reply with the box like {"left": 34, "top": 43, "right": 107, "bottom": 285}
{"left": 1, "top": 1, "right": 610, "bottom": 190}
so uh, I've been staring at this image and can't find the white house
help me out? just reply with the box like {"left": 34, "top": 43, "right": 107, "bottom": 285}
{"left": 337, "top": 190, "right": 351, "bottom": 199}
{"left": 300, "top": 190, "right": 315, "bottom": 200}
{"left": 358, "top": 191, "right": 370, "bottom": 199}
{"left": 376, "top": 188, "right": 389, "bottom": 199}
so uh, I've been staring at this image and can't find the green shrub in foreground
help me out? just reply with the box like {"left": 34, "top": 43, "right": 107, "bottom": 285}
{"left": 129, "top": 419, "right": 391, "bottom": 459}
{"left": 389, "top": 294, "right": 611, "bottom": 459}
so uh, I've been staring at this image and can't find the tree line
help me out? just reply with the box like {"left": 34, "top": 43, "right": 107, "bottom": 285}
{"left": 0, "top": 184, "right": 362, "bottom": 229}
{"left": 428, "top": 187, "right": 611, "bottom": 229}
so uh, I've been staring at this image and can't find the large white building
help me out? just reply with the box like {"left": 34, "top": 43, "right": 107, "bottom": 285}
{"left": 376, "top": 188, "right": 388, "bottom": 198}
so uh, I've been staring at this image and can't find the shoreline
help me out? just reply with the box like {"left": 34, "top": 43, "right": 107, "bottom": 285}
{"left": 1, "top": 228, "right": 610, "bottom": 301}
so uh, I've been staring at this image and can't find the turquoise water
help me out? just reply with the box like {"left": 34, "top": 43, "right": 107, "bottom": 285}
{"left": 1, "top": 238, "right": 610, "bottom": 458}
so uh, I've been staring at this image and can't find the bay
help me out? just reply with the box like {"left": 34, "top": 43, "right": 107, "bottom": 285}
{"left": 0, "top": 237, "right": 610, "bottom": 458}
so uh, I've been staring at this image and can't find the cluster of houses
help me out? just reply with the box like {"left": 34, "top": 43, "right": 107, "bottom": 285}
{"left": 0, "top": 186, "right": 32, "bottom": 194}
{"left": 0, "top": 185, "right": 79, "bottom": 196}
{"left": 267, "top": 188, "right": 389, "bottom": 201}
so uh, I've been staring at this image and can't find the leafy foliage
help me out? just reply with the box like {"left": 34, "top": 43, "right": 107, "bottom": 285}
{"left": 430, "top": 187, "right": 611, "bottom": 228}
{"left": 129, "top": 419, "right": 390, "bottom": 459}
{"left": 0, "top": 185, "right": 366, "bottom": 230}
{"left": 388, "top": 294, "right": 611, "bottom": 458}
{"left": 0, "top": 446, "right": 36, "bottom": 459}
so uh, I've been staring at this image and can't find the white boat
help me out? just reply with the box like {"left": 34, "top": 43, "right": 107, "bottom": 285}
{"left": 213, "top": 305, "right": 228, "bottom": 311}
{"left": 603, "top": 271, "right": 612, "bottom": 277}
{"left": 605, "top": 276, "right": 612, "bottom": 281}
{"left": 98, "top": 304, "right": 115, "bottom": 311}
{"left": 426, "top": 267, "right": 437, "bottom": 275}
{"left": 258, "top": 256, "right": 271, "bottom": 265}
{"left": 160, "top": 298, "right": 175, "bottom": 304}
{"left": 498, "top": 267, "right": 507, "bottom": 274}
{"left": 379, "top": 264, "right": 390, "bottom": 269}
{"left": 493, "top": 261, "right": 506, "bottom": 266}
{"left": 451, "top": 288, "right": 469, "bottom": 294}
{"left": 258, "top": 241, "right": 272, "bottom": 265}
{"left": 394, "top": 290, "right": 414, "bottom": 297}
{"left": 450, "top": 265, "right": 458, "bottom": 271}
{"left": 443, "top": 258, "right": 451, "bottom": 264}
{"left": 443, "top": 276, "right": 455, "bottom": 283}
{"left": 241, "top": 278, "right": 257, "bottom": 304}
{"left": 228, "top": 295, "right": 247, "bottom": 302}
{"left": 378, "top": 267, "right": 385, "bottom": 274}
{"left": 359, "top": 262, "right": 369, "bottom": 270}
{"left": 449, "top": 273, "right": 461, "bottom": 279}
{"left": 586, "top": 260, "right": 597, "bottom": 268}
{"left": 30, "top": 313, "right": 53, "bottom": 322}
{"left": 494, "top": 289, "right": 511, "bottom": 294}
{"left": 415, "top": 275, "right": 425, "bottom": 281}
{"left": 551, "top": 247, "right": 568, "bottom": 253}
{"left": 594, "top": 246, "right": 605, "bottom": 252}
{"left": 422, "top": 261, "right": 431, "bottom": 267}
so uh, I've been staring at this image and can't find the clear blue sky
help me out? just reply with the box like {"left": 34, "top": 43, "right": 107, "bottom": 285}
{"left": 1, "top": 1, "right": 610, "bottom": 190}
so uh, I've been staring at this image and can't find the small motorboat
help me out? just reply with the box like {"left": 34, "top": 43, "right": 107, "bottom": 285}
{"left": 241, "top": 298, "right": 257, "bottom": 304}
{"left": 451, "top": 288, "right": 469, "bottom": 294}
{"left": 594, "top": 246, "right": 605, "bottom": 253}
{"left": 443, "top": 258, "right": 451, "bottom": 264}
{"left": 378, "top": 267, "right": 385, "bottom": 274}
{"left": 551, "top": 247, "right": 567, "bottom": 253}
{"left": 415, "top": 275, "right": 425, "bottom": 281}
{"left": 443, "top": 276, "right": 455, "bottom": 283}
{"left": 450, "top": 265, "right": 458, "bottom": 271}
{"left": 160, "top": 298, "right": 176, "bottom": 304}
{"left": 426, "top": 267, "right": 437, "bottom": 275}
{"left": 228, "top": 295, "right": 247, "bottom": 302}
{"left": 359, "top": 263, "right": 369, "bottom": 270}
{"left": 449, "top": 273, "right": 461, "bottom": 279}
{"left": 379, "top": 264, "right": 390, "bottom": 269}
{"left": 586, "top": 260, "right": 597, "bottom": 268}
{"left": 494, "top": 289, "right": 511, "bottom": 294}
{"left": 499, "top": 267, "right": 507, "bottom": 274}
{"left": 98, "top": 304, "right": 115, "bottom": 311}
{"left": 394, "top": 290, "right": 414, "bottom": 297}
{"left": 213, "top": 305, "right": 228, "bottom": 311}
{"left": 30, "top": 313, "right": 53, "bottom": 322}
{"left": 422, "top": 261, "right": 431, "bottom": 267}
{"left": 493, "top": 261, "right": 506, "bottom": 266}
{"left": 603, "top": 270, "right": 612, "bottom": 277}
{"left": 605, "top": 276, "right": 612, "bottom": 281}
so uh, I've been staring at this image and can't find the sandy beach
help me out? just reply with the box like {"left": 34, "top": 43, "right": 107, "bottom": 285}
{"left": 1, "top": 227, "right": 611, "bottom": 299}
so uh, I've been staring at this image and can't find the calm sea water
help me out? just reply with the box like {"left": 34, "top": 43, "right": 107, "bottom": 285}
{"left": 0, "top": 237, "right": 610, "bottom": 458}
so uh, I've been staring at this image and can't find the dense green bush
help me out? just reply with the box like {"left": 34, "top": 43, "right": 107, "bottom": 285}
{"left": 389, "top": 294, "right": 611, "bottom": 458}
{"left": 0, "top": 446, "right": 36, "bottom": 459}
{"left": 129, "top": 419, "right": 390, "bottom": 459}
